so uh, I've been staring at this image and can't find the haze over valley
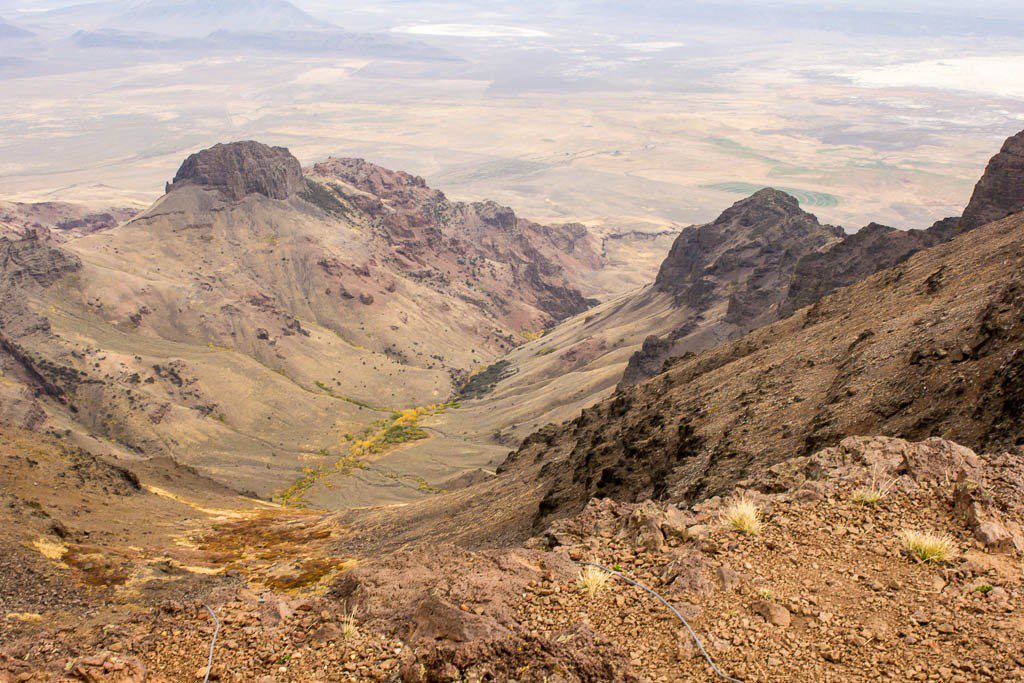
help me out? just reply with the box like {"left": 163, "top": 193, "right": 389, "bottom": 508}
{"left": 2, "top": 0, "right": 1023, "bottom": 234}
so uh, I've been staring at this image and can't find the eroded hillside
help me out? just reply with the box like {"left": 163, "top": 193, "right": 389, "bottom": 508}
{"left": 0, "top": 141, "right": 605, "bottom": 503}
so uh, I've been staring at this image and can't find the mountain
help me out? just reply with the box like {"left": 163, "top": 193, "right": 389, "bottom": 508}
{"left": 624, "top": 127, "right": 1024, "bottom": 384}
{"left": 5, "top": 127, "right": 1024, "bottom": 683}
{"left": 621, "top": 188, "right": 843, "bottom": 384}
{"left": 510, "top": 208, "right": 1024, "bottom": 530}
{"left": 46, "top": 0, "right": 332, "bottom": 36}
{"left": 777, "top": 220, "right": 951, "bottom": 317}
{"left": 419, "top": 186, "right": 843, "bottom": 461}
{"left": 0, "top": 141, "right": 601, "bottom": 501}
{"left": 333, "top": 202, "right": 1024, "bottom": 557}
{"left": 42, "top": 0, "right": 457, "bottom": 60}
{"left": 70, "top": 26, "right": 456, "bottom": 59}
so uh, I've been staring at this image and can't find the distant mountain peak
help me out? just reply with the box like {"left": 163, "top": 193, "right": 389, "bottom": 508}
{"left": 166, "top": 140, "right": 304, "bottom": 201}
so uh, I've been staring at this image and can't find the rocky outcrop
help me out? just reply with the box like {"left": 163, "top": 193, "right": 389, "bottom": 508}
{"left": 780, "top": 222, "right": 946, "bottom": 316}
{"left": 0, "top": 232, "right": 81, "bottom": 288}
{"left": 654, "top": 188, "right": 843, "bottom": 301}
{"left": 777, "top": 128, "right": 1024, "bottom": 318}
{"left": 621, "top": 188, "right": 842, "bottom": 384}
{"left": 960, "top": 129, "right": 1024, "bottom": 232}
{"left": 166, "top": 141, "right": 304, "bottom": 201}
{"left": 621, "top": 334, "right": 675, "bottom": 384}
{"left": 635, "top": 128, "right": 1024, "bottom": 379}
{"left": 310, "top": 156, "right": 599, "bottom": 325}
{"left": 329, "top": 545, "right": 637, "bottom": 681}
{"left": 753, "top": 435, "right": 1024, "bottom": 552}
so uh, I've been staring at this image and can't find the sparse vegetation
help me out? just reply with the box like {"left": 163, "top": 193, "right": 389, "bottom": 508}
{"left": 901, "top": 529, "right": 957, "bottom": 564}
{"left": 339, "top": 609, "right": 359, "bottom": 638}
{"left": 721, "top": 496, "right": 763, "bottom": 535}
{"left": 975, "top": 583, "right": 993, "bottom": 594}
{"left": 577, "top": 565, "right": 611, "bottom": 597}
{"left": 459, "top": 360, "right": 514, "bottom": 399}
{"left": 299, "top": 179, "right": 349, "bottom": 216}
{"left": 851, "top": 470, "right": 896, "bottom": 504}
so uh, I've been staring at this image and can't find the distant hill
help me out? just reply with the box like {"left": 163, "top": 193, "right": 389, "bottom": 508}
{"left": 44, "top": 0, "right": 333, "bottom": 37}
{"left": 0, "top": 16, "right": 33, "bottom": 39}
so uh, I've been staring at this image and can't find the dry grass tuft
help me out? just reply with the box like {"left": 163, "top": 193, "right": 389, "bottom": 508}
{"left": 851, "top": 470, "right": 897, "bottom": 505}
{"left": 901, "top": 530, "right": 957, "bottom": 564}
{"left": 577, "top": 565, "right": 611, "bottom": 596}
{"left": 339, "top": 609, "right": 359, "bottom": 638}
{"left": 722, "top": 496, "right": 763, "bottom": 535}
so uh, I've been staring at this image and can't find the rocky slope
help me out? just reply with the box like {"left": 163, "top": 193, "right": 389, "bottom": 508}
{"left": 0, "top": 200, "right": 136, "bottom": 242}
{"left": 507, "top": 210, "right": 1024, "bottom": 532}
{"left": 3, "top": 134, "right": 1024, "bottom": 682}
{"left": 626, "top": 127, "right": 1024, "bottom": 384}
{"left": 620, "top": 188, "right": 843, "bottom": 384}
{"left": 402, "top": 130, "right": 1022, "bottom": 478}
{"left": 427, "top": 187, "right": 846, "bottom": 458}
{"left": 0, "top": 141, "right": 603, "bottom": 504}
{"left": 959, "top": 128, "right": 1024, "bottom": 233}
{"left": 779, "top": 221, "right": 950, "bottom": 317}
{"left": 2, "top": 433, "right": 1021, "bottom": 682}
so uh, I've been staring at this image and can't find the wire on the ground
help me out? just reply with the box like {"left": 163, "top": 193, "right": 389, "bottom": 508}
{"left": 201, "top": 604, "right": 221, "bottom": 683}
{"left": 575, "top": 560, "right": 744, "bottom": 683}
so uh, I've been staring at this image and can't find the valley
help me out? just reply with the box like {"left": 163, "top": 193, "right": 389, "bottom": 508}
{"left": 1, "top": 2, "right": 1024, "bottom": 680}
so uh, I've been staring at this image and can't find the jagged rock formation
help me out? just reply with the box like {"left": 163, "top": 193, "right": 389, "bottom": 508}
{"left": 625, "top": 127, "right": 1024, "bottom": 384}
{"left": 310, "top": 157, "right": 599, "bottom": 322}
{"left": 779, "top": 221, "right": 947, "bottom": 316}
{"left": 960, "top": 129, "right": 1024, "bottom": 232}
{"left": 652, "top": 188, "right": 842, "bottom": 308}
{"left": 165, "top": 140, "right": 304, "bottom": 200}
{"left": 501, "top": 210, "right": 1024, "bottom": 531}
{"left": 621, "top": 188, "right": 842, "bottom": 384}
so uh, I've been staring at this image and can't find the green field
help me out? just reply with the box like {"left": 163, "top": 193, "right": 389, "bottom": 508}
{"left": 702, "top": 182, "right": 840, "bottom": 208}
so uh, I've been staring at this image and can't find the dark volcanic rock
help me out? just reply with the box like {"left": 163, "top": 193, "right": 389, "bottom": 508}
{"left": 632, "top": 128, "right": 1024, "bottom": 383}
{"left": 960, "top": 129, "right": 1024, "bottom": 232}
{"left": 779, "top": 128, "right": 1024, "bottom": 317}
{"left": 654, "top": 188, "right": 842, "bottom": 303}
{"left": 621, "top": 335, "right": 674, "bottom": 385}
{"left": 780, "top": 222, "right": 946, "bottom": 316}
{"left": 621, "top": 188, "right": 842, "bottom": 384}
{"left": 166, "top": 141, "right": 304, "bottom": 201}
